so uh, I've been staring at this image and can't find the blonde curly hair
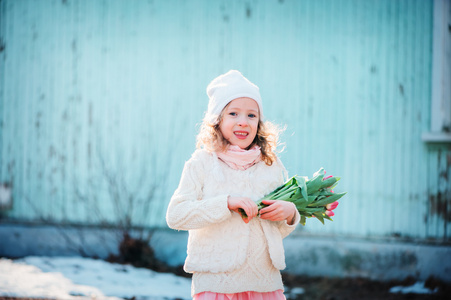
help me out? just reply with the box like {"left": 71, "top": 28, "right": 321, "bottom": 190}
{"left": 196, "top": 110, "right": 282, "bottom": 166}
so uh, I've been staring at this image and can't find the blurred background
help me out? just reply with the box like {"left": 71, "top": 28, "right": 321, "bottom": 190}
{"left": 0, "top": 0, "right": 450, "bottom": 285}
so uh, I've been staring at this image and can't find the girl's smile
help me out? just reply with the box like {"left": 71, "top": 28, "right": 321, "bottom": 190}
{"left": 219, "top": 97, "right": 259, "bottom": 149}
{"left": 234, "top": 131, "right": 249, "bottom": 139}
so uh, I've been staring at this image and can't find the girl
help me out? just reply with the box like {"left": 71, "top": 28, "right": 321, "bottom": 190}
{"left": 166, "top": 70, "right": 300, "bottom": 300}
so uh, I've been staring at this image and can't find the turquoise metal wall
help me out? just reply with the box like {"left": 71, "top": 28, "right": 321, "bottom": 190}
{"left": 1, "top": 0, "right": 448, "bottom": 240}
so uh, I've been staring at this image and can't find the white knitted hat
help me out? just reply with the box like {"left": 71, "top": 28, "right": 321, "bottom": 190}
{"left": 205, "top": 70, "right": 263, "bottom": 124}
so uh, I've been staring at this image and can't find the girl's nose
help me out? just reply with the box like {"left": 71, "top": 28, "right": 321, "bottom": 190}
{"left": 237, "top": 117, "right": 249, "bottom": 127}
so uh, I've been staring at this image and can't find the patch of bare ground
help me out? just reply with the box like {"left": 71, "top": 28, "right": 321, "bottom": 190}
{"left": 282, "top": 274, "right": 451, "bottom": 300}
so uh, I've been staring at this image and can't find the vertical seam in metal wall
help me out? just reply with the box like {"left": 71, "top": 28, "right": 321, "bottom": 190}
{"left": 0, "top": 0, "right": 6, "bottom": 182}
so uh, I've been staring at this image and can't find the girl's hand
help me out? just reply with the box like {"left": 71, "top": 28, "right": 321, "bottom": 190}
{"left": 259, "top": 200, "right": 297, "bottom": 225}
{"left": 227, "top": 196, "right": 258, "bottom": 223}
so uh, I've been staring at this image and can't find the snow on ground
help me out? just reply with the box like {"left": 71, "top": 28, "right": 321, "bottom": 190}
{"left": 0, "top": 256, "right": 440, "bottom": 299}
{"left": 0, "top": 256, "right": 192, "bottom": 300}
{"left": 389, "top": 281, "right": 438, "bottom": 295}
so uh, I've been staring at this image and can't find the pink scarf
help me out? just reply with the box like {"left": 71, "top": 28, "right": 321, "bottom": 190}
{"left": 216, "top": 145, "right": 262, "bottom": 170}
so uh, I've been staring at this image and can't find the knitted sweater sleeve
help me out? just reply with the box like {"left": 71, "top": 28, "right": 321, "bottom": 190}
{"left": 276, "top": 209, "right": 301, "bottom": 238}
{"left": 273, "top": 157, "right": 301, "bottom": 238}
{"left": 166, "top": 154, "right": 232, "bottom": 230}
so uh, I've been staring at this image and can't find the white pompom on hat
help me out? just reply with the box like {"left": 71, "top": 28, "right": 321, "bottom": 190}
{"left": 205, "top": 70, "right": 263, "bottom": 124}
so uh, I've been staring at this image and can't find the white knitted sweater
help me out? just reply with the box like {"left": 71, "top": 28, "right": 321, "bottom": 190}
{"left": 166, "top": 149, "right": 300, "bottom": 296}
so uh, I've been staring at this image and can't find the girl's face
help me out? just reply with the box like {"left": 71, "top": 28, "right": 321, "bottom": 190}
{"left": 219, "top": 97, "right": 260, "bottom": 150}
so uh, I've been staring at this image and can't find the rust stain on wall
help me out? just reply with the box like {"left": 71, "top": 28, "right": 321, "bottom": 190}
{"left": 429, "top": 150, "right": 451, "bottom": 223}
{"left": 429, "top": 193, "right": 450, "bottom": 222}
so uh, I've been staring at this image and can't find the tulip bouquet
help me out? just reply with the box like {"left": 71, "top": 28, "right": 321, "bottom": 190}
{"left": 240, "top": 168, "right": 346, "bottom": 225}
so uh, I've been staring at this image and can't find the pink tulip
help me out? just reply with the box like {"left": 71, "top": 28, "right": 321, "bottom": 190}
{"left": 326, "top": 210, "right": 335, "bottom": 217}
{"left": 326, "top": 201, "right": 339, "bottom": 211}
{"left": 323, "top": 175, "right": 333, "bottom": 180}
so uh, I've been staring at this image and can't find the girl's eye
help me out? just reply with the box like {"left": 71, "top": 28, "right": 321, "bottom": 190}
{"left": 248, "top": 114, "right": 256, "bottom": 118}
{"left": 229, "top": 112, "right": 237, "bottom": 116}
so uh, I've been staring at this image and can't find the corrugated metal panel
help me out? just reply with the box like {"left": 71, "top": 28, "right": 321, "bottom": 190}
{"left": 1, "top": 0, "right": 448, "bottom": 240}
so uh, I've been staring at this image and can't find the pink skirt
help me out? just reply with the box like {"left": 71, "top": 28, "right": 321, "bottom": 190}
{"left": 194, "top": 290, "right": 286, "bottom": 300}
